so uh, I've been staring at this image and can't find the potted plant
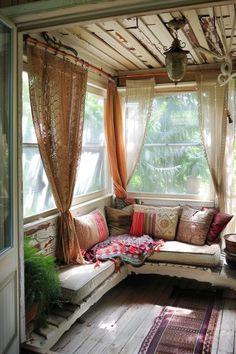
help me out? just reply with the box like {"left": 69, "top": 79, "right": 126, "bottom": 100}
{"left": 24, "top": 237, "right": 62, "bottom": 329}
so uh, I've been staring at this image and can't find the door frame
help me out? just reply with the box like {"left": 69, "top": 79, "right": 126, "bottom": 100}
{"left": 0, "top": 12, "right": 20, "bottom": 354}
{"left": 1, "top": 0, "right": 233, "bottom": 31}
{"left": 1, "top": 0, "right": 233, "bottom": 348}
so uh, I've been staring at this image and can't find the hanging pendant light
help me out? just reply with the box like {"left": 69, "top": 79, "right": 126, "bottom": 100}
{"left": 164, "top": 18, "right": 189, "bottom": 85}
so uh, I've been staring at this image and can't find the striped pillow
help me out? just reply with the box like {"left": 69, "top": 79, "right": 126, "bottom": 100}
{"left": 74, "top": 209, "right": 108, "bottom": 251}
{"left": 130, "top": 204, "right": 181, "bottom": 240}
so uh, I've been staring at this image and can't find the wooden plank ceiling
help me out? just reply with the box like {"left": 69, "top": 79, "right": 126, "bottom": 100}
{"left": 31, "top": 3, "right": 236, "bottom": 79}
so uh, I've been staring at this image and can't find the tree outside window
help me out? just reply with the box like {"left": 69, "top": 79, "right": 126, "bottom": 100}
{"left": 128, "top": 92, "right": 211, "bottom": 197}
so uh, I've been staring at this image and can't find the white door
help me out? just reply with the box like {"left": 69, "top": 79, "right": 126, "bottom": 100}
{"left": 0, "top": 14, "right": 19, "bottom": 354}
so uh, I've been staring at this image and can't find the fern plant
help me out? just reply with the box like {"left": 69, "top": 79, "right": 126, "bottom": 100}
{"left": 24, "top": 237, "right": 62, "bottom": 328}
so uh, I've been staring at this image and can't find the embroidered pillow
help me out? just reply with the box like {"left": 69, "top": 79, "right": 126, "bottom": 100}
{"left": 202, "top": 207, "right": 233, "bottom": 244}
{"left": 129, "top": 204, "right": 181, "bottom": 240}
{"left": 176, "top": 206, "right": 215, "bottom": 245}
{"left": 74, "top": 209, "right": 108, "bottom": 251}
{"left": 105, "top": 205, "right": 133, "bottom": 236}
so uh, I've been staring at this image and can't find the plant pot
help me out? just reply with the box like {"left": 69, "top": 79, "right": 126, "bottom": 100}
{"left": 26, "top": 303, "right": 39, "bottom": 324}
{"left": 224, "top": 234, "right": 236, "bottom": 253}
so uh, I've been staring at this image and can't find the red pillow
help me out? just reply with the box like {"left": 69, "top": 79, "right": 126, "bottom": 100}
{"left": 202, "top": 207, "right": 233, "bottom": 244}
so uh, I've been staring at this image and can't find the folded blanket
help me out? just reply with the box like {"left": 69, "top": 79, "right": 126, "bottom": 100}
{"left": 84, "top": 234, "right": 164, "bottom": 267}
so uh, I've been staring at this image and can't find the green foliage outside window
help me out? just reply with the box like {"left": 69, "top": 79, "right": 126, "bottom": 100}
{"left": 128, "top": 92, "right": 210, "bottom": 195}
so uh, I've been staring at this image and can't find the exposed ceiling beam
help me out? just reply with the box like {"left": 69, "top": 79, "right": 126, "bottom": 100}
{"left": 121, "top": 17, "right": 166, "bottom": 65}
{"left": 183, "top": 9, "right": 214, "bottom": 63}
{"left": 94, "top": 20, "right": 161, "bottom": 68}
{"left": 85, "top": 22, "right": 153, "bottom": 68}
{"left": 117, "top": 61, "right": 222, "bottom": 76}
{"left": 63, "top": 29, "right": 127, "bottom": 71}
{"left": 69, "top": 25, "right": 137, "bottom": 70}
{"left": 142, "top": 15, "right": 174, "bottom": 50}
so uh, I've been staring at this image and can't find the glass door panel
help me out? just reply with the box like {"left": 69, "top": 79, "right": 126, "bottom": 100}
{"left": 0, "top": 21, "right": 12, "bottom": 254}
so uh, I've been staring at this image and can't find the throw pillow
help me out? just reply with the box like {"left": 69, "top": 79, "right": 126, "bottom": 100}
{"left": 105, "top": 205, "right": 133, "bottom": 236}
{"left": 202, "top": 207, "right": 233, "bottom": 244}
{"left": 176, "top": 206, "right": 215, "bottom": 245}
{"left": 74, "top": 209, "right": 108, "bottom": 251}
{"left": 129, "top": 204, "right": 181, "bottom": 240}
{"left": 114, "top": 197, "right": 137, "bottom": 209}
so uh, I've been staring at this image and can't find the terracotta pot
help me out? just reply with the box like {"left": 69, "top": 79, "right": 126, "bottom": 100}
{"left": 26, "top": 303, "right": 39, "bottom": 324}
{"left": 224, "top": 234, "right": 236, "bottom": 254}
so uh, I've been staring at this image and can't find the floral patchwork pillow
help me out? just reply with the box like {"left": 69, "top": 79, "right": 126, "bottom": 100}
{"left": 129, "top": 204, "right": 181, "bottom": 240}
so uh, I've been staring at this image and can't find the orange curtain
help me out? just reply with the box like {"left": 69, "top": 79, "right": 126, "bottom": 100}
{"left": 27, "top": 45, "right": 87, "bottom": 264}
{"left": 105, "top": 81, "right": 127, "bottom": 198}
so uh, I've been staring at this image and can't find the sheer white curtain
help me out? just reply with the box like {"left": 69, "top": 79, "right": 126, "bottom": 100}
{"left": 224, "top": 79, "right": 236, "bottom": 231}
{"left": 125, "top": 78, "right": 155, "bottom": 182}
{"left": 197, "top": 73, "right": 228, "bottom": 209}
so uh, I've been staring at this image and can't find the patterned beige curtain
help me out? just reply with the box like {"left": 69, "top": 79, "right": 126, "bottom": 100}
{"left": 27, "top": 45, "right": 87, "bottom": 264}
{"left": 197, "top": 73, "right": 228, "bottom": 210}
{"left": 125, "top": 78, "right": 155, "bottom": 182}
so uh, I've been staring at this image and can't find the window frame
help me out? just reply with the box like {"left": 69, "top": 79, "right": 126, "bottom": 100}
{"left": 22, "top": 70, "right": 111, "bottom": 223}
{"left": 72, "top": 85, "right": 111, "bottom": 205}
{"left": 120, "top": 83, "right": 214, "bottom": 202}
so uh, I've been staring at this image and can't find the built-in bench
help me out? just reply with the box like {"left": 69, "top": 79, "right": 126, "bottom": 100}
{"left": 22, "top": 196, "right": 236, "bottom": 353}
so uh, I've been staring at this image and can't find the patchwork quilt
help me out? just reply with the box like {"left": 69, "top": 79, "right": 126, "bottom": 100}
{"left": 84, "top": 234, "right": 164, "bottom": 267}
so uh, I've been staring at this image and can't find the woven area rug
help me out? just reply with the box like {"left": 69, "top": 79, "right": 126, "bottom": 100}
{"left": 139, "top": 289, "right": 221, "bottom": 354}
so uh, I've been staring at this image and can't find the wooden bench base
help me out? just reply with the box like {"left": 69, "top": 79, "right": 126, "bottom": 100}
{"left": 22, "top": 255, "right": 236, "bottom": 353}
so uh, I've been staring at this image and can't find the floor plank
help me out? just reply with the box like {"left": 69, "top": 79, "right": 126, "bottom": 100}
{"left": 217, "top": 298, "right": 236, "bottom": 354}
{"left": 35, "top": 274, "right": 236, "bottom": 354}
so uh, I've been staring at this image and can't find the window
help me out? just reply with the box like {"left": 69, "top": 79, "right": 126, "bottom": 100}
{"left": 22, "top": 72, "right": 107, "bottom": 218}
{"left": 22, "top": 72, "right": 56, "bottom": 217}
{"left": 128, "top": 92, "right": 211, "bottom": 198}
{"left": 74, "top": 92, "right": 106, "bottom": 198}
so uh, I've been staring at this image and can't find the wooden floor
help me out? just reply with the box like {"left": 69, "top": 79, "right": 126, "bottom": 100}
{"left": 44, "top": 274, "right": 236, "bottom": 354}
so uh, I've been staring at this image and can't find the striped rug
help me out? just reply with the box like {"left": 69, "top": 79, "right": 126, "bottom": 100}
{"left": 138, "top": 289, "right": 221, "bottom": 354}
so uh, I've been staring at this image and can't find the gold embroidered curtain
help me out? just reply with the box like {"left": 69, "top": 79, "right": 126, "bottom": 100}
{"left": 27, "top": 45, "right": 87, "bottom": 264}
{"left": 104, "top": 81, "right": 127, "bottom": 198}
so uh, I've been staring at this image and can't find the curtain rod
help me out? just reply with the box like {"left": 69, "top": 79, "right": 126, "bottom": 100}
{"left": 25, "top": 36, "right": 114, "bottom": 81}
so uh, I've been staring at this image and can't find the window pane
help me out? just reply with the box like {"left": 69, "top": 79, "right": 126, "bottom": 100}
{"left": 128, "top": 92, "right": 210, "bottom": 196}
{"left": 23, "top": 146, "right": 55, "bottom": 217}
{"left": 22, "top": 71, "right": 37, "bottom": 144}
{"left": 0, "top": 23, "right": 12, "bottom": 253}
{"left": 22, "top": 72, "right": 55, "bottom": 217}
{"left": 74, "top": 92, "right": 105, "bottom": 196}
{"left": 22, "top": 74, "right": 106, "bottom": 216}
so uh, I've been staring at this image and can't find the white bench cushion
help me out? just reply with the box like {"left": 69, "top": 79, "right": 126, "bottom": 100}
{"left": 148, "top": 241, "right": 221, "bottom": 267}
{"left": 59, "top": 260, "right": 115, "bottom": 304}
